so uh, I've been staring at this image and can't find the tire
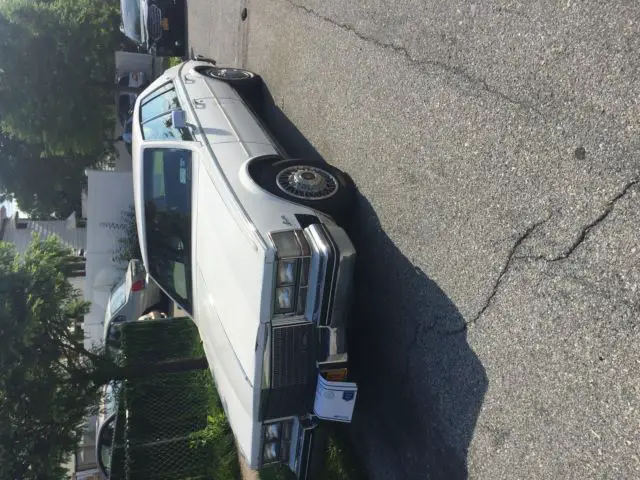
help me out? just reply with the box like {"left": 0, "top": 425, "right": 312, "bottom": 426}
{"left": 201, "top": 66, "right": 262, "bottom": 95}
{"left": 251, "top": 158, "right": 356, "bottom": 222}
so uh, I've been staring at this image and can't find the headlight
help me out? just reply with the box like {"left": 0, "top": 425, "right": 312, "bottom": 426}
{"left": 263, "top": 442, "right": 279, "bottom": 462}
{"left": 261, "top": 421, "right": 292, "bottom": 465}
{"left": 270, "top": 230, "right": 311, "bottom": 317}
{"left": 265, "top": 424, "right": 280, "bottom": 441}
{"left": 277, "top": 259, "right": 298, "bottom": 285}
{"left": 275, "top": 287, "right": 294, "bottom": 313}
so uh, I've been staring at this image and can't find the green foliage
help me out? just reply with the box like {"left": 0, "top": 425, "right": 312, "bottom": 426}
{"left": 0, "top": 235, "right": 98, "bottom": 479}
{"left": 105, "top": 319, "right": 239, "bottom": 479}
{"left": 167, "top": 57, "right": 183, "bottom": 68}
{"left": 113, "top": 205, "right": 142, "bottom": 267}
{"left": 0, "top": 238, "right": 213, "bottom": 479}
{"left": 0, "top": 133, "right": 98, "bottom": 218}
{"left": 0, "top": 0, "right": 122, "bottom": 155}
{"left": 257, "top": 426, "right": 368, "bottom": 480}
{"left": 323, "top": 427, "right": 369, "bottom": 480}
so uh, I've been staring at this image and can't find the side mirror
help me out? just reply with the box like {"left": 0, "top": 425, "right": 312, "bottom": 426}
{"left": 171, "top": 109, "right": 187, "bottom": 129}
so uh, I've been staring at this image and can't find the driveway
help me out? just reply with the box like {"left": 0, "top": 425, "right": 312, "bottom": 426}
{"left": 185, "top": 1, "right": 640, "bottom": 479}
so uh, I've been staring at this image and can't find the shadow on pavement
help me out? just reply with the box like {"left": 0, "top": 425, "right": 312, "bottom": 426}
{"left": 252, "top": 83, "right": 488, "bottom": 480}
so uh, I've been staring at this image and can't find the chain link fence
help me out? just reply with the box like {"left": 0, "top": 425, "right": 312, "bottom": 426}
{"left": 108, "top": 317, "right": 237, "bottom": 479}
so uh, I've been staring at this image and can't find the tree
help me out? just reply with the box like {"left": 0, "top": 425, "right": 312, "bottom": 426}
{"left": 0, "top": 0, "right": 122, "bottom": 155}
{"left": 113, "top": 205, "right": 142, "bottom": 266}
{"left": 0, "top": 133, "right": 98, "bottom": 218}
{"left": 0, "top": 235, "right": 207, "bottom": 479}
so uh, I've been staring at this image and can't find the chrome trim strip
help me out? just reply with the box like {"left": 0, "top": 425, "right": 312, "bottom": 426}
{"left": 290, "top": 417, "right": 317, "bottom": 479}
{"left": 303, "top": 224, "right": 333, "bottom": 325}
{"left": 324, "top": 223, "right": 356, "bottom": 329}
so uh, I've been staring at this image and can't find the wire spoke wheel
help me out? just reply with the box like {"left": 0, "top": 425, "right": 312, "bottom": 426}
{"left": 276, "top": 165, "right": 339, "bottom": 200}
{"left": 206, "top": 67, "right": 253, "bottom": 80}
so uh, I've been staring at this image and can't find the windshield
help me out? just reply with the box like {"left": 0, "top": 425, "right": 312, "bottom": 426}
{"left": 143, "top": 148, "right": 193, "bottom": 313}
{"left": 120, "top": 0, "right": 141, "bottom": 42}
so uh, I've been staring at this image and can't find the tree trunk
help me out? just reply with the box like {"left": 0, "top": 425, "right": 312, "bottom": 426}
{"left": 91, "top": 356, "right": 209, "bottom": 385}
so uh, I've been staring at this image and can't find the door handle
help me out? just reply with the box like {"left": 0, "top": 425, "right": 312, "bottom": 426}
{"left": 183, "top": 74, "right": 196, "bottom": 84}
{"left": 193, "top": 99, "right": 206, "bottom": 109}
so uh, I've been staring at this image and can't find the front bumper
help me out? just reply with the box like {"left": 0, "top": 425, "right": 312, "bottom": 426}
{"left": 305, "top": 223, "right": 355, "bottom": 372}
{"left": 288, "top": 416, "right": 318, "bottom": 479}
{"left": 260, "top": 222, "right": 357, "bottom": 478}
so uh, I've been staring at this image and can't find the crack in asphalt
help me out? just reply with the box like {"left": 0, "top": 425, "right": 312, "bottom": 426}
{"left": 468, "top": 217, "right": 549, "bottom": 325}
{"left": 284, "top": 0, "right": 545, "bottom": 116}
{"left": 469, "top": 178, "right": 638, "bottom": 324}
{"left": 519, "top": 178, "right": 639, "bottom": 262}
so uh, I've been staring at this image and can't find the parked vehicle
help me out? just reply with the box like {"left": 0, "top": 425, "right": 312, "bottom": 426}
{"left": 117, "top": 72, "right": 149, "bottom": 126}
{"left": 103, "top": 259, "right": 165, "bottom": 353}
{"left": 120, "top": 112, "right": 134, "bottom": 156}
{"left": 119, "top": 0, "right": 186, "bottom": 57}
{"left": 130, "top": 60, "right": 359, "bottom": 478}
{"left": 95, "top": 381, "right": 119, "bottom": 479}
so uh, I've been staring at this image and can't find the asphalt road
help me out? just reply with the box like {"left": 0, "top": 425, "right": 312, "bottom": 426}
{"left": 185, "top": 1, "right": 640, "bottom": 478}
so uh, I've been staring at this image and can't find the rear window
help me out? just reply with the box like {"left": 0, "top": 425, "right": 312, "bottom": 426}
{"left": 139, "top": 83, "right": 192, "bottom": 141}
{"left": 108, "top": 280, "right": 127, "bottom": 318}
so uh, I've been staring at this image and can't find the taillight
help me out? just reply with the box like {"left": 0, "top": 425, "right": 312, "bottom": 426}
{"left": 131, "top": 279, "right": 145, "bottom": 292}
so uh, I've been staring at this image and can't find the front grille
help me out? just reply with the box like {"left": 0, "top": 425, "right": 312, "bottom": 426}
{"left": 272, "top": 323, "right": 314, "bottom": 388}
{"left": 260, "top": 322, "right": 316, "bottom": 420}
{"left": 148, "top": 5, "right": 163, "bottom": 41}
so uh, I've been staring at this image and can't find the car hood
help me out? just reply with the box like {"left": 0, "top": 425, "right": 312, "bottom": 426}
{"left": 191, "top": 161, "right": 274, "bottom": 465}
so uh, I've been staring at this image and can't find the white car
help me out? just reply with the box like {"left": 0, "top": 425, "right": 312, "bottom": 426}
{"left": 95, "top": 381, "right": 119, "bottom": 479}
{"left": 102, "top": 259, "right": 165, "bottom": 353}
{"left": 131, "top": 60, "right": 358, "bottom": 477}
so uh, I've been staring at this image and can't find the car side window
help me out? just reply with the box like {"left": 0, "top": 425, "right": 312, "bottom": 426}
{"left": 142, "top": 113, "right": 191, "bottom": 142}
{"left": 139, "top": 83, "right": 192, "bottom": 141}
{"left": 143, "top": 148, "right": 193, "bottom": 313}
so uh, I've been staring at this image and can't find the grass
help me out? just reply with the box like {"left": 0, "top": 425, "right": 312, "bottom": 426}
{"left": 117, "top": 318, "right": 240, "bottom": 479}
{"left": 258, "top": 424, "right": 368, "bottom": 480}
{"left": 118, "top": 318, "right": 368, "bottom": 480}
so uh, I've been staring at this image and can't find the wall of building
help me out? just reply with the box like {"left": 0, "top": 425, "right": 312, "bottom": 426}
{"left": 83, "top": 170, "right": 135, "bottom": 348}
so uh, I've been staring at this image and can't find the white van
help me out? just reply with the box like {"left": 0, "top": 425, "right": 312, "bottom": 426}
{"left": 130, "top": 60, "right": 358, "bottom": 477}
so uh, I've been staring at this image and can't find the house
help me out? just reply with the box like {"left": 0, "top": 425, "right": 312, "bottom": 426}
{"left": 0, "top": 207, "right": 98, "bottom": 476}
{"left": 0, "top": 206, "right": 87, "bottom": 259}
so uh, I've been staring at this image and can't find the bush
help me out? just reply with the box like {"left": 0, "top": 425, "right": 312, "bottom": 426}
{"left": 112, "top": 205, "right": 141, "bottom": 267}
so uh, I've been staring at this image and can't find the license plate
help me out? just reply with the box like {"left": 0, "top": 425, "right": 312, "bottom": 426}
{"left": 161, "top": 18, "right": 169, "bottom": 30}
{"left": 322, "top": 368, "right": 348, "bottom": 382}
{"left": 313, "top": 374, "right": 358, "bottom": 423}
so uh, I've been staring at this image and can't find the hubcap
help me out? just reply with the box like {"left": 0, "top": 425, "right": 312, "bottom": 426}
{"left": 276, "top": 165, "right": 339, "bottom": 200}
{"left": 209, "top": 68, "right": 251, "bottom": 80}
